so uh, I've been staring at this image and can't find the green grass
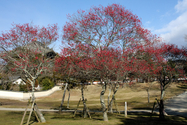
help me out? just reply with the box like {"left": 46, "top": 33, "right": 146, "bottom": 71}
{"left": 0, "top": 111, "right": 187, "bottom": 125}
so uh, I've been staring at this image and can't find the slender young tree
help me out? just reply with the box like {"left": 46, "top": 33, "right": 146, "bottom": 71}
{"left": 0, "top": 23, "right": 58, "bottom": 123}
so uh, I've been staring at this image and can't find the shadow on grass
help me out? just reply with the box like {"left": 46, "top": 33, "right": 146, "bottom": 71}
{"left": 5, "top": 111, "right": 187, "bottom": 125}
{"left": 50, "top": 111, "right": 106, "bottom": 121}
{"left": 50, "top": 111, "right": 103, "bottom": 120}
{"left": 6, "top": 111, "right": 23, "bottom": 115}
{"left": 132, "top": 107, "right": 153, "bottom": 110}
{"left": 177, "top": 84, "right": 187, "bottom": 89}
{"left": 5, "top": 111, "right": 38, "bottom": 125}
{"left": 118, "top": 112, "right": 187, "bottom": 125}
{"left": 132, "top": 103, "right": 154, "bottom": 110}
{"left": 51, "top": 105, "right": 71, "bottom": 110}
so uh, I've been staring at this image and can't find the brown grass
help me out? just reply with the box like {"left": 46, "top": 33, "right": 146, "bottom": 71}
{"left": 0, "top": 82, "right": 186, "bottom": 111}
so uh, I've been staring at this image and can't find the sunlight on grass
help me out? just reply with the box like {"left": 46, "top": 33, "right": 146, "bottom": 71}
{"left": 0, "top": 111, "right": 187, "bottom": 125}
{"left": 0, "top": 82, "right": 187, "bottom": 124}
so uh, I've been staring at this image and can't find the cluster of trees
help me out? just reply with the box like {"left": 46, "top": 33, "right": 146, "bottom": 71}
{"left": 0, "top": 3, "right": 187, "bottom": 122}
{"left": 55, "top": 41, "right": 187, "bottom": 120}
{"left": 55, "top": 4, "right": 187, "bottom": 121}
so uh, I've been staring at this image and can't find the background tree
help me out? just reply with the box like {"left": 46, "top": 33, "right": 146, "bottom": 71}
{"left": 55, "top": 46, "right": 77, "bottom": 112}
{"left": 143, "top": 43, "right": 185, "bottom": 120}
{"left": 0, "top": 23, "right": 58, "bottom": 123}
{"left": 55, "top": 43, "right": 94, "bottom": 117}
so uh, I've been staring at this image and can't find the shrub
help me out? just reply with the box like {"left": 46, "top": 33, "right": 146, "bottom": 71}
{"left": 41, "top": 78, "right": 54, "bottom": 90}
{"left": 19, "top": 84, "right": 28, "bottom": 92}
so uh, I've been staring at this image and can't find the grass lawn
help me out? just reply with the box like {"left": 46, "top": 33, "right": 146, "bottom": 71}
{"left": 1, "top": 82, "right": 186, "bottom": 110}
{"left": 0, "top": 82, "right": 187, "bottom": 124}
{"left": 0, "top": 111, "right": 187, "bottom": 125}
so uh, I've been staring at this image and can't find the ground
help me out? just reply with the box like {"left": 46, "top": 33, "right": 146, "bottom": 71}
{"left": 165, "top": 91, "right": 187, "bottom": 117}
{"left": 0, "top": 82, "right": 187, "bottom": 124}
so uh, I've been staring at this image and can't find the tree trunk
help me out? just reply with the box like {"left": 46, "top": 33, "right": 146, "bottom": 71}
{"left": 31, "top": 80, "right": 35, "bottom": 102}
{"left": 159, "top": 99, "right": 165, "bottom": 120}
{"left": 146, "top": 89, "right": 150, "bottom": 103}
{"left": 108, "top": 85, "right": 111, "bottom": 112}
{"left": 161, "top": 88, "right": 165, "bottom": 100}
{"left": 34, "top": 104, "right": 46, "bottom": 123}
{"left": 123, "top": 78, "right": 126, "bottom": 88}
{"left": 59, "top": 83, "right": 68, "bottom": 112}
{"left": 31, "top": 79, "right": 46, "bottom": 123}
{"left": 81, "top": 84, "right": 88, "bottom": 118}
{"left": 100, "top": 82, "right": 108, "bottom": 121}
{"left": 159, "top": 84, "right": 165, "bottom": 120}
{"left": 108, "top": 83, "right": 119, "bottom": 113}
{"left": 67, "top": 87, "right": 70, "bottom": 108}
{"left": 109, "top": 99, "right": 113, "bottom": 113}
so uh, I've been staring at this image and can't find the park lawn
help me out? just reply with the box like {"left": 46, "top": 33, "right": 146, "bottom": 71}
{"left": 0, "top": 82, "right": 187, "bottom": 125}
{"left": 0, "top": 82, "right": 186, "bottom": 111}
{"left": 34, "top": 82, "right": 187, "bottom": 111}
{"left": 0, "top": 111, "right": 187, "bottom": 125}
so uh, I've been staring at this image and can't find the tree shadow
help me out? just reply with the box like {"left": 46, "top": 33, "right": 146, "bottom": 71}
{"left": 50, "top": 111, "right": 105, "bottom": 121}
{"left": 117, "top": 112, "right": 187, "bottom": 125}
{"left": 6, "top": 111, "right": 23, "bottom": 115}
{"left": 90, "top": 113, "right": 104, "bottom": 121}
{"left": 51, "top": 105, "right": 71, "bottom": 110}
{"left": 5, "top": 111, "right": 38, "bottom": 125}
{"left": 177, "top": 84, "right": 187, "bottom": 89}
{"left": 51, "top": 112, "right": 79, "bottom": 120}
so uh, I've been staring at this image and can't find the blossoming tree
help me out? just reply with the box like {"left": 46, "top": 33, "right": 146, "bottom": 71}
{"left": 60, "top": 3, "right": 160, "bottom": 121}
{"left": 0, "top": 23, "right": 58, "bottom": 123}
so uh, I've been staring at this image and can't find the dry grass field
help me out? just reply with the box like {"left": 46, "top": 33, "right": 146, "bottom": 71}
{"left": 0, "top": 82, "right": 186, "bottom": 111}
{"left": 0, "top": 82, "right": 187, "bottom": 125}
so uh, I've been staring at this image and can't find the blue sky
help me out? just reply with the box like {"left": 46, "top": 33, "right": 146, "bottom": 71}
{"left": 1, "top": 0, "right": 187, "bottom": 53}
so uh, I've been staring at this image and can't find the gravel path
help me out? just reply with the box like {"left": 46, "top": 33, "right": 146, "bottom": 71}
{"left": 165, "top": 91, "right": 187, "bottom": 117}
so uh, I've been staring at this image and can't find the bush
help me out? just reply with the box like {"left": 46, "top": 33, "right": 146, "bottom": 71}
{"left": 19, "top": 84, "right": 28, "bottom": 92}
{"left": 41, "top": 78, "right": 54, "bottom": 90}
{"left": 0, "top": 82, "right": 11, "bottom": 90}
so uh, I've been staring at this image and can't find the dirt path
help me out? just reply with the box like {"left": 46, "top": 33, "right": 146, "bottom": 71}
{"left": 165, "top": 91, "right": 187, "bottom": 117}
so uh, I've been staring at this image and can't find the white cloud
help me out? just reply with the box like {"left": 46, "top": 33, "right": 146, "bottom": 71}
{"left": 155, "top": 0, "right": 187, "bottom": 47}
{"left": 175, "top": 0, "right": 187, "bottom": 13}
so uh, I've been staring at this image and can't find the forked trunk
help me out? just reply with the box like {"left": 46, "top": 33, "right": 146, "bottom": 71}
{"left": 100, "top": 82, "right": 108, "bottom": 121}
